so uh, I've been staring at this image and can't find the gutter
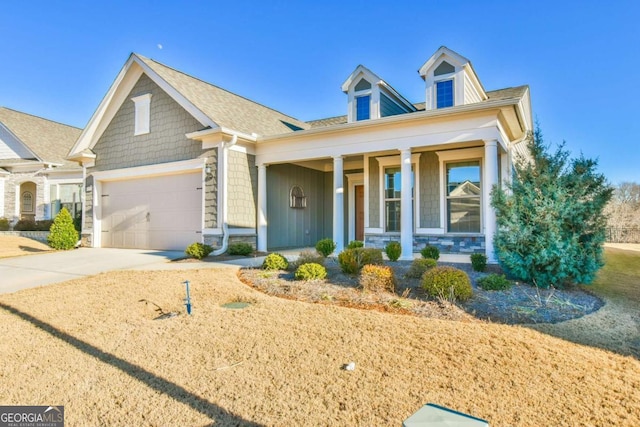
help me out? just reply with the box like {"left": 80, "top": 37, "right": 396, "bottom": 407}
{"left": 212, "top": 135, "right": 238, "bottom": 256}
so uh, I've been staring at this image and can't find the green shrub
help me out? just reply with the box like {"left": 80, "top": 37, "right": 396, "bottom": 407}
{"left": 477, "top": 274, "right": 512, "bottom": 291}
{"left": 422, "top": 266, "right": 472, "bottom": 302}
{"left": 14, "top": 219, "right": 53, "bottom": 231}
{"left": 228, "top": 242, "right": 253, "bottom": 256}
{"left": 405, "top": 258, "right": 438, "bottom": 278}
{"left": 470, "top": 253, "right": 488, "bottom": 272}
{"left": 385, "top": 241, "right": 402, "bottom": 261}
{"left": 263, "top": 253, "right": 289, "bottom": 270}
{"left": 421, "top": 245, "right": 440, "bottom": 260}
{"left": 292, "top": 249, "right": 325, "bottom": 269}
{"left": 0, "top": 217, "right": 9, "bottom": 231}
{"left": 359, "top": 264, "right": 395, "bottom": 293}
{"left": 47, "top": 208, "right": 78, "bottom": 250}
{"left": 315, "top": 238, "right": 336, "bottom": 257}
{"left": 347, "top": 240, "right": 364, "bottom": 249}
{"left": 185, "top": 242, "right": 213, "bottom": 259}
{"left": 294, "top": 263, "right": 327, "bottom": 280}
{"left": 337, "top": 248, "right": 384, "bottom": 274}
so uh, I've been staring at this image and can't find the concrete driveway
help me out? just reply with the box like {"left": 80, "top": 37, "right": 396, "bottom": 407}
{"left": 0, "top": 248, "right": 185, "bottom": 294}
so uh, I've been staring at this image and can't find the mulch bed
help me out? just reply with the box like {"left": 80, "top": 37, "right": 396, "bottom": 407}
{"left": 239, "top": 258, "right": 604, "bottom": 325}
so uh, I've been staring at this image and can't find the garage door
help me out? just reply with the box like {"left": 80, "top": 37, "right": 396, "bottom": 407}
{"left": 101, "top": 172, "right": 202, "bottom": 250}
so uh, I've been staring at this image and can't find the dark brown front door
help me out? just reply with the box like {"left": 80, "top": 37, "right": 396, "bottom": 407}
{"left": 355, "top": 185, "right": 364, "bottom": 241}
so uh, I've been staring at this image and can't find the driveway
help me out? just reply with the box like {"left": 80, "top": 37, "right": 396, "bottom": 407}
{"left": 0, "top": 248, "right": 184, "bottom": 294}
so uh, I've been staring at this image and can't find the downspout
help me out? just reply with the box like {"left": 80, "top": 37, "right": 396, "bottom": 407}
{"left": 212, "top": 135, "right": 238, "bottom": 256}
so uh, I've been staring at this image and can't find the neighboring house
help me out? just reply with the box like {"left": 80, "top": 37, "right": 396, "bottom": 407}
{"left": 68, "top": 46, "right": 532, "bottom": 261}
{"left": 0, "top": 107, "right": 83, "bottom": 223}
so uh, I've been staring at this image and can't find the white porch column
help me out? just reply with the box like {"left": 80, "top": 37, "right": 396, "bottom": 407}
{"left": 257, "top": 163, "right": 268, "bottom": 252}
{"left": 484, "top": 140, "right": 499, "bottom": 263}
{"left": 333, "top": 155, "right": 344, "bottom": 253}
{"left": 400, "top": 148, "right": 413, "bottom": 260}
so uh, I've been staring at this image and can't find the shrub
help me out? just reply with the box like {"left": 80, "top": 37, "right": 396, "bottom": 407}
{"left": 315, "top": 238, "right": 336, "bottom": 257}
{"left": 385, "top": 241, "right": 402, "bottom": 261}
{"left": 14, "top": 219, "right": 53, "bottom": 231}
{"left": 421, "top": 245, "right": 440, "bottom": 260}
{"left": 477, "top": 274, "right": 512, "bottom": 291}
{"left": 0, "top": 217, "right": 9, "bottom": 231}
{"left": 262, "top": 253, "right": 289, "bottom": 270}
{"left": 359, "top": 264, "right": 395, "bottom": 293}
{"left": 228, "top": 242, "right": 253, "bottom": 256}
{"left": 292, "top": 249, "right": 325, "bottom": 269}
{"left": 470, "top": 253, "right": 488, "bottom": 272}
{"left": 347, "top": 240, "right": 364, "bottom": 249}
{"left": 337, "top": 248, "right": 384, "bottom": 274}
{"left": 294, "top": 263, "right": 327, "bottom": 280}
{"left": 47, "top": 208, "right": 78, "bottom": 250}
{"left": 422, "top": 266, "right": 473, "bottom": 302}
{"left": 185, "top": 242, "right": 213, "bottom": 260}
{"left": 405, "top": 258, "right": 438, "bottom": 278}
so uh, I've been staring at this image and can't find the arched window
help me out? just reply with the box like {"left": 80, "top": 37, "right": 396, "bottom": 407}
{"left": 290, "top": 186, "right": 307, "bottom": 209}
{"left": 22, "top": 191, "right": 34, "bottom": 212}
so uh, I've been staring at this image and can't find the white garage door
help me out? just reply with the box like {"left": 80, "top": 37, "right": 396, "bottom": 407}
{"left": 101, "top": 172, "right": 202, "bottom": 250}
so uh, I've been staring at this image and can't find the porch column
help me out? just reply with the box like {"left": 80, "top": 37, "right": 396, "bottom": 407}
{"left": 257, "top": 163, "right": 268, "bottom": 252}
{"left": 333, "top": 155, "right": 344, "bottom": 253}
{"left": 400, "top": 148, "right": 413, "bottom": 260}
{"left": 484, "top": 140, "right": 499, "bottom": 263}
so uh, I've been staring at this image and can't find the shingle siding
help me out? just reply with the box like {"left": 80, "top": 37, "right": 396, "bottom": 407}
{"left": 420, "top": 151, "right": 440, "bottom": 228}
{"left": 204, "top": 150, "right": 217, "bottom": 229}
{"left": 368, "top": 156, "right": 380, "bottom": 228}
{"left": 92, "top": 74, "right": 205, "bottom": 172}
{"left": 228, "top": 151, "right": 257, "bottom": 229}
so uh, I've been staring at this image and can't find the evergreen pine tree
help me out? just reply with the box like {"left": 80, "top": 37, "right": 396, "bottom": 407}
{"left": 48, "top": 207, "right": 79, "bottom": 250}
{"left": 491, "top": 127, "right": 613, "bottom": 288}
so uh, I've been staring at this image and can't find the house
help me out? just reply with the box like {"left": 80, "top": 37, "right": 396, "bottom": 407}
{"left": 0, "top": 108, "right": 83, "bottom": 223}
{"left": 67, "top": 46, "right": 532, "bottom": 261}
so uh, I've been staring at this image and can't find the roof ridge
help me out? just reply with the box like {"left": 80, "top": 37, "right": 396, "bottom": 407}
{"left": 0, "top": 106, "right": 81, "bottom": 130}
{"left": 135, "top": 54, "right": 305, "bottom": 124}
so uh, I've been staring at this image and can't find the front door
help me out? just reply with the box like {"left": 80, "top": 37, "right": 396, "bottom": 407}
{"left": 355, "top": 185, "right": 364, "bottom": 241}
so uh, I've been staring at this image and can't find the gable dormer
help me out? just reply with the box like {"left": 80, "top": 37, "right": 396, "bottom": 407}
{"left": 341, "top": 65, "right": 416, "bottom": 123}
{"left": 418, "top": 46, "right": 487, "bottom": 110}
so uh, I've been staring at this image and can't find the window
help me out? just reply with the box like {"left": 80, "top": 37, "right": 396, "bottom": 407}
{"left": 131, "top": 93, "right": 152, "bottom": 135}
{"left": 22, "top": 191, "right": 33, "bottom": 212}
{"left": 384, "top": 167, "right": 414, "bottom": 232}
{"left": 356, "top": 95, "right": 370, "bottom": 121}
{"left": 446, "top": 161, "right": 481, "bottom": 233}
{"left": 436, "top": 80, "right": 454, "bottom": 108}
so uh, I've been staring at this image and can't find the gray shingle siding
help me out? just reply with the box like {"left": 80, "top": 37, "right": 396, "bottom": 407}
{"left": 228, "top": 151, "right": 257, "bottom": 229}
{"left": 420, "top": 151, "right": 440, "bottom": 228}
{"left": 92, "top": 74, "right": 205, "bottom": 172}
{"left": 204, "top": 150, "right": 217, "bottom": 229}
{"left": 368, "top": 156, "right": 380, "bottom": 228}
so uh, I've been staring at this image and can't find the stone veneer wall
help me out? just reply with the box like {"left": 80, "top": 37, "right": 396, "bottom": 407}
{"left": 0, "top": 231, "right": 49, "bottom": 243}
{"left": 365, "top": 234, "right": 485, "bottom": 254}
{"left": 4, "top": 173, "right": 47, "bottom": 221}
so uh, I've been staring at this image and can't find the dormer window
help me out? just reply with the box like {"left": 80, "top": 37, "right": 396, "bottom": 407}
{"left": 356, "top": 95, "right": 371, "bottom": 121}
{"left": 131, "top": 93, "right": 152, "bottom": 135}
{"left": 436, "top": 80, "right": 454, "bottom": 108}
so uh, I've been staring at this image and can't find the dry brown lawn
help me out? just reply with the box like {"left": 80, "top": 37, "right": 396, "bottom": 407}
{"left": 0, "top": 235, "right": 52, "bottom": 258}
{"left": 1, "top": 268, "right": 639, "bottom": 426}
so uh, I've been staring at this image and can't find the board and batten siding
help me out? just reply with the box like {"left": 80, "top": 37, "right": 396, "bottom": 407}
{"left": 267, "top": 164, "right": 330, "bottom": 249}
{"left": 419, "top": 151, "right": 440, "bottom": 228}
{"left": 91, "top": 74, "right": 205, "bottom": 172}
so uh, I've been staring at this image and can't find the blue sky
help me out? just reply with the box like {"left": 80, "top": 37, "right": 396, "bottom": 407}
{"left": 1, "top": 1, "right": 638, "bottom": 184}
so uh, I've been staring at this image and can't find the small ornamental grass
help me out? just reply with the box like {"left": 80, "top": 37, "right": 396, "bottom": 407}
{"left": 47, "top": 208, "right": 78, "bottom": 250}
{"left": 294, "top": 263, "right": 327, "bottom": 281}
{"left": 228, "top": 242, "right": 254, "bottom": 256}
{"left": 470, "top": 253, "right": 488, "bottom": 272}
{"left": 292, "top": 249, "right": 325, "bottom": 269}
{"left": 405, "top": 258, "right": 438, "bottom": 279}
{"left": 185, "top": 242, "right": 213, "bottom": 260}
{"left": 384, "top": 241, "right": 401, "bottom": 261}
{"left": 477, "top": 274, "right": 512, "bottom": 291}
{"left": 315, "top": 238, "right": 336, "bottom": 257}
{"left": 338, "top": 248, "right": 384, "bottom": 274}
{"left": 359, "top": 264, "right": 395, "bottom": 293}
{"left": 422, "top": 266, "right": 473, "bottom": 302}
{"left": 262, "top": 253, "right": 289, "bottom": 270}
{"left": 421, "top": 245, "right": 440, "bottom": 260}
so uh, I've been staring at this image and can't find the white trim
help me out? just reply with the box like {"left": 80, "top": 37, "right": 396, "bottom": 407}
{"left": 132, "top": 93, "right": 152, "bottom": 136}
{"left": 363, "top": 154, "right": 370, "bottom": 229}
{"left": 364, "top": 227, "right": 384, "bottom": 234}
{"left": 416, "top": 227, "right": 445, "bottom": 235}
{"left": 203, "top": 228, "right": 223, "bottom": 235}
{"left": 91, "top": 158, "right": 205, "bottom": 182}
{"left": 228, "top": 228, "right": 257, "bottom": 236}
{"left": 375, "top": 153, "right": 421, "bottom": 233}
{"left": 345, "top": 172, "right": 364, "bottom": 243}
{"left": 436, "top": 147, "right": 484, "bottom": 234}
